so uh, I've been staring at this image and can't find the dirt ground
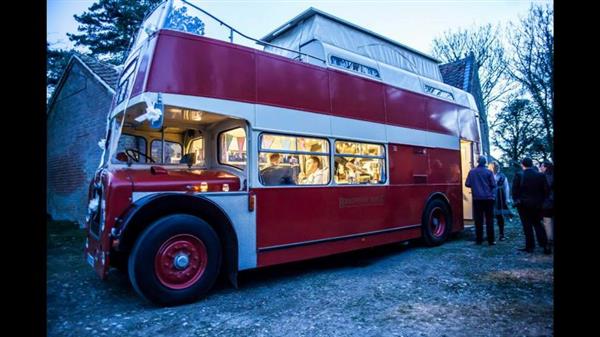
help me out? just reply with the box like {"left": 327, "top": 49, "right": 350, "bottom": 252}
{"left": 47, "top": 217, "right": 553, "bottom": 337}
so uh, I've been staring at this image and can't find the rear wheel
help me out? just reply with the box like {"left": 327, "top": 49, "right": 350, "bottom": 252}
{"left": 422, "top": 199, "right": 452, "bottom": 246}
{"left": 128, "top": 214, "right": 221, "bottom": 306}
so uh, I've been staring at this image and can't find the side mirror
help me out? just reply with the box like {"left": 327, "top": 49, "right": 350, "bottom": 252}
{"left": 180, "top": 153, "right": 196, "bottom": 168}
{"left": 116, "top": 152, "right": 129, "bottom": 162}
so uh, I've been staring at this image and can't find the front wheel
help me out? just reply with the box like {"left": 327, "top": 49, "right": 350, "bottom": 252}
{"left": 422, "top": 199, "right": 452, "bottom": 246}
{"left": 128, "top": 214, "right": 222, "bottom": 306}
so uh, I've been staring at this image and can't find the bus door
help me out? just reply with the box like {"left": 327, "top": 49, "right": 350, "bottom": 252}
{"left": 460, "top": 139, "right": 474, "bottom": 221}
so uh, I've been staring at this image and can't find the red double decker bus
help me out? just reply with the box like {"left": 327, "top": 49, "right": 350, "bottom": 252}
{"left": 84, "top": 0, "right": 482, "bottom": 305}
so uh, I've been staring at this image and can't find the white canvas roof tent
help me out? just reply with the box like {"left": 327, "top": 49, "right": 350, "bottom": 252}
{"left": 260, "top": 7, "right": 476, "bottom": 110}
{"left": 261, "top": 7, "right": 443, "bottom": 82}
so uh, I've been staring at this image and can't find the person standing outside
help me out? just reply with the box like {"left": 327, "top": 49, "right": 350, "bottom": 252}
{"left": 512, "top": 157, "right": 551, "bottom": 254}
{"left": 540, "top": 161, "right": 554, "bottom": 247}
{"left": 465, "top": 156, "right": 497, "bottom": 245}
{"left": 489, "top": 162, "right": 512, "bottom": 241}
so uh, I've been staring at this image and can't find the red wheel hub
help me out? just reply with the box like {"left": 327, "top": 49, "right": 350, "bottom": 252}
{"left": 154, "top": 234, "right": 208, "bottom": 290}
{"left": 429, "top": 207, "right": 446, "bottom": 237}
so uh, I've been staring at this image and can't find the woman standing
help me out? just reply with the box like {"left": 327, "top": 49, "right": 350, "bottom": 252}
{"left": 540, "top": 161, "right": 554, "bottom": 246}
{"left": 490, "top": 162, "right": 512, "bottom": 241}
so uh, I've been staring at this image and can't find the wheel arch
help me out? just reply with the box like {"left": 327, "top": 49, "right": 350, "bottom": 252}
{"left": 421, "top": 192, "right": 453, "bottom": 227}
{"left": 115, "top": 193, "right": 239, "bottom": 287}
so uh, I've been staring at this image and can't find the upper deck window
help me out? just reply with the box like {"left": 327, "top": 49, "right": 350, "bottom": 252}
{"left": 161, "top": 0, "right": 233, "bottom": 43}
{"left": 330, "top": 55, "right": 380, "bottom": 79}
{"left": 424, "top": 85, "right": 454, "bottom": 101}
{"left": 164, "top": 3, "right": 205, "bottom": 36}
{"left": 131, "top": 1, "right": 169, "bottom": 51}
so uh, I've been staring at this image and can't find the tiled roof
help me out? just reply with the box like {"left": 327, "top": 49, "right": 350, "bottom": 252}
{"left": 76, "top": 54, "right": 120, "bottom": 90}
{"left": 438, "top": 54, "right": 474, "bottom": 92}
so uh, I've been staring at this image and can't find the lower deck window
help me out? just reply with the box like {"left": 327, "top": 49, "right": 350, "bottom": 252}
{"left": 259, "top": 133, "right": 330, "bottom": 186}
{"left": 334, "top": 141, "right": 386, "bottom": 184}
{"left": 116, "top": 134, "right": 147, "bottom": 163}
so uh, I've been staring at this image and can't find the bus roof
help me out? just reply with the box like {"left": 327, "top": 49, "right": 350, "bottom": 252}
{"left": 261, "top": 7, "right": 441, "bottom": 64}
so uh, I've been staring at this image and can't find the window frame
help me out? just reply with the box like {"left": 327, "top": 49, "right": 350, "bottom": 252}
{"left": 424, "top": 84, "right": 455, "bottom": 101}
{"left": 186, "top": 136, "right": 206, "bottom": 167}
{"left": 258, "top": 131, "right": 332, "bottom": 187}
{"left": 116, "top": 56, "right": 139, "bottom": 105}
{"left": 113, "top": 132, "right": 148, "bottom": 164}
{"left": 150, "top": 139, "right": 183, "bottom": 164}
{"left": 333, "top": 139, "right": 387, "bottom": 186}
{"left": 330, "top": 55, "right": 381, "bottom": 79}
{"left": 218, "top": 127, "right": 248, "bottom": 171}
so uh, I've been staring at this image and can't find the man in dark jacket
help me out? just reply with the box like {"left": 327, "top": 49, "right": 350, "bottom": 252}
{"left": 465, "top": 155, "right": 497, "bottom": 245}
{"left": 260, "top": 153, "right": 296, "bottom": 185}
{"left": 512, "top": 157, "right": 550, "bottom": 254}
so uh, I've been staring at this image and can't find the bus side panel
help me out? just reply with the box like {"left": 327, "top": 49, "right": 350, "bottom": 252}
{"left": 256, "top": 183, "right": 453, "bottom": 268}
{"left": 388, "top": 144, "right": 429, "bottom": 185}
{"left": 458, "top": 107, "right": 480, "bottom": 142}
{"left": 130, "top": 36, "right": 157, "bottom": 98}
{"left": 388, "top": 144, "right": 463, "bottom": 232}
{"left": 425, "top": 100, "right": 460, "bottom": 136}
{"left": 449, "top": 185, "right": 464, "bottom": 232}
{"left": 257, "top": 227, "right": 421, "bottom": 267}
{"left": 385, "top": 86, "right": 427, "bottom": 130}
{"left": 146, "top": 33, "right": 256, "bottom": 103}
{"left": 329, "top": 70, "right": 386, "bottom": 124}
{"left": 386, "top": 186, "right": 435, "bottom": 226}
{"left": 256, "top": 53, "right": 331, "bottom": 115}
{"left": 428, "top": 147, "right": 464, "bottom": 232}
{"left": 254, "top": 186, "right": 391, "bottom": 249}
{"left": 427, "top": 148, "right": 461, "bottom": 185}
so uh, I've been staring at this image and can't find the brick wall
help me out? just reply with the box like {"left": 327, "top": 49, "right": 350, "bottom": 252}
{"left": 47, "top": 62, "right": 113, "bottom": 224}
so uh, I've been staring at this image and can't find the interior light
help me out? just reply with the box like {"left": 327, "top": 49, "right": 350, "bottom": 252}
{"left": 188, "top": 110, "right": 203, "bottom": 121}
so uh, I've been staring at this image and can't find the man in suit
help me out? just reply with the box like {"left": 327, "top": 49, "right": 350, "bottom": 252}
{"left": 465, "top": 155, "right": 497, "bottom": 245}
{"left": 260, "top": 153, "right": 296, "bottom": 186}
{"left": 512, "top": 157, "right": 551, "bottom": 254}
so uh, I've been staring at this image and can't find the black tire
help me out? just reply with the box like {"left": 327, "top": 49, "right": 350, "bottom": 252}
{"left": 128, "top": 214, "right": 222, "bottom": 306}
{"left": 421, "top": 199, "right": 452, "bottom": 246}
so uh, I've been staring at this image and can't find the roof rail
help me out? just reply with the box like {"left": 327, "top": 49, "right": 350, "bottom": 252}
{"left": 181, "top": 0, "right": 326, "bottom": 64}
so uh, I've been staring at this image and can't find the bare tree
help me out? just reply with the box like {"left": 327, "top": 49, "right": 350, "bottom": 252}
{"left": 492, "top": 97, "right": 547, "bottom": 169}
{"left": 507, "top": 4, "right": 554, "bottom": 159}
{"left": 431, "top": 24, "right": 513, "bottom": 111}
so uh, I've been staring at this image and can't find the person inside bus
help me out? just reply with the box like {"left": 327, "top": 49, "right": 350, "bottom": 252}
{"left": 309, "top": 143, "right": 323, "bottom": 153}
{"left": 298, "top": 156, "right": 326, "bottom": 184}
{"left": 334, "top": 157, "right": 349, "bottom": 183}
{"left": 347, "top": 158, "right": 370, "bottom": 183}
{"left": 260, "top": 153, "right": 296, "bottom": 185}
